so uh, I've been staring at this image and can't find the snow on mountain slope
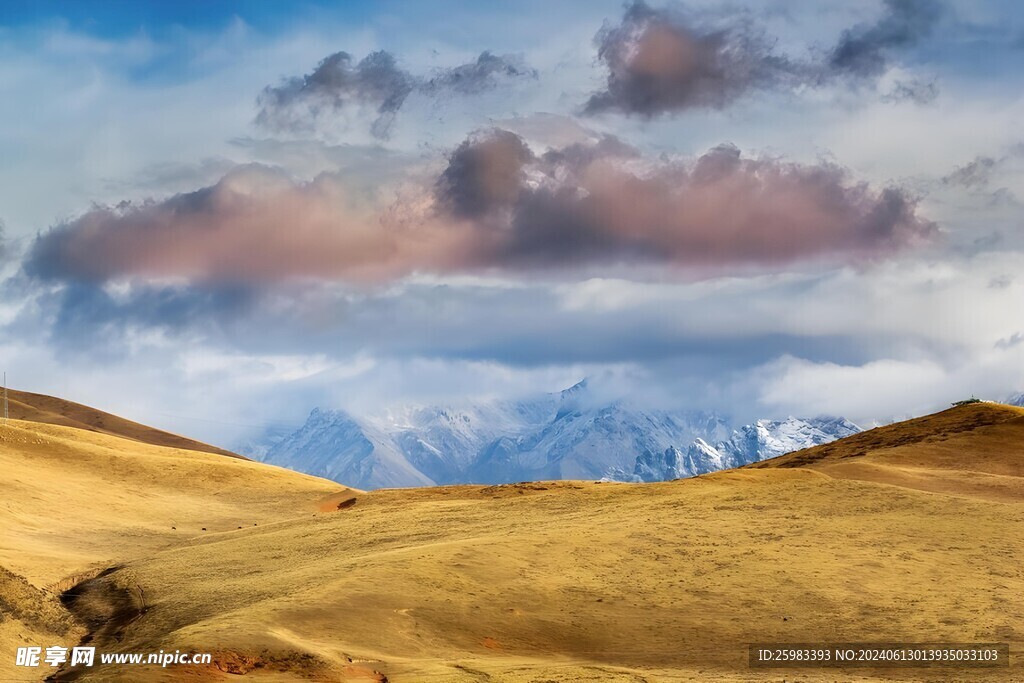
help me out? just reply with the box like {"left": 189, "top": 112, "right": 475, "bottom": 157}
{"left": 624, "top": 416, "right": 861, "bottom": 483}
{"left": 248, "top": 390, "right": 563, "bottom": 489}
{"left": 261, "top": 408, "right": 433, "bottom": 489}
{"left": 721, "top": 416, "right": 861, "bottom": 462}
{"left": 243, "top": 381, "right": 860, "bottom": 489}
{"left": 470, "top": 401, "right": 731, "bottom": 483}
{"left": 631, "top": 440, "right": 728, "bottom": 482}
{"left": 368, "top": 399, "right": 554, "bottom": 484}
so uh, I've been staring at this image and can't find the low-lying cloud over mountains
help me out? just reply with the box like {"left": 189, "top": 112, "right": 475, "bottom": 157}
{"left": 243, "top": 379, "right": 861, "bottom": 489}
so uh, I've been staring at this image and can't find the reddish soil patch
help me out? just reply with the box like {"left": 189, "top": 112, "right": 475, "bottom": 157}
{"left": 343, "top": 665, "right": 389, "bottom": 681}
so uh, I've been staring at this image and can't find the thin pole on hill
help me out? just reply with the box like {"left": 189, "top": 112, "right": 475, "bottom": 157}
{"left": 3, "top": 371, "right": 7, "bottom": 424}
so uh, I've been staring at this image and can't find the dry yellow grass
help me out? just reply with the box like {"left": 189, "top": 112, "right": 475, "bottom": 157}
{"left": 0, "top": 416, "right": 346, "bottom": 683}
{"left": 2, "top": 401, "right": 1023, "bottom": 682}
{"left": 0, "top": 418, "right": 346, "bottom": 586}
{"left": 4, "top": 388, "right": 243, "bottom": 458}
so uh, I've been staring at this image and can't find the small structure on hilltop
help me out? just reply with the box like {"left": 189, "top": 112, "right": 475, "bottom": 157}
{"left": 951, "top": 396, "right": 983, "bottom": 407}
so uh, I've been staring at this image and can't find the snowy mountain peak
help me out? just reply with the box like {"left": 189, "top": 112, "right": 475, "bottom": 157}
{"left": 239, "top": 381, "right": 861, "bottom": 490}
{"left": 690, "top": 437, "right": 717, "bottom": 453}
{"left": 560, "top": 378, "right": 589, "bottom": 398}
{"left": 622, "top": 414, "right": 861, "bottom": 483}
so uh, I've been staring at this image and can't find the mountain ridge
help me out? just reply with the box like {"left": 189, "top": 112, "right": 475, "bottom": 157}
{"left": 245, "top": 382, "right": 861, "bottom": 488}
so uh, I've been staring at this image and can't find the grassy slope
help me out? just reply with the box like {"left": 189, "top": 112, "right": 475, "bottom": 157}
{"left": 754, "top": 402, "right": 1024, "bottom": 501}
{"left": 5, "top": 388, "right": 243, "bottom": 458}
{"left": 0, "top": 418, "right": 347, "bottom": 682}
{"left": 2, "top": 403, "right": 1023, "bottom": 682}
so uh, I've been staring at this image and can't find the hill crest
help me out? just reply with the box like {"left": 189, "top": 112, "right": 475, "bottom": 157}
{"left": 751, "top": 401, "right": 1024, "bottom": 470}
{"left": 4, "top": 388, "right": 242, "bottom": 459}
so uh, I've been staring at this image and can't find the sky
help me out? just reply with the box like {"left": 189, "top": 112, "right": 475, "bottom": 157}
{"left": 1, "top": 0, "right": 1023, "bottom": 446}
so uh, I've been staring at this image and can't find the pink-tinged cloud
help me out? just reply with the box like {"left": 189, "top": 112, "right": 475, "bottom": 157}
{"left": 28, "top": 136, "right": 936, "bottom": 284}
{"left": 490, "top": 141, "right": 936, "bottom": 266}
{"left": 584, "top": 1, "right": 800, "bottom": 116}
{"left": 584, "top": 0, "right": 942, "bottom": 116}
{"left": 29, "top": 165, "right": 479, "bottom": 283}
{"left": 433, "top": 133, "right": 937, "bottom": 268}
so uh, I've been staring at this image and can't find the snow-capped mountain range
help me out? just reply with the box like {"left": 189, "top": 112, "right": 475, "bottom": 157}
{"left": 622, "top": 415, "right": 860, "bottom": 482}
{"left": 239, "top": 380, "right": 860, "bottom": 489}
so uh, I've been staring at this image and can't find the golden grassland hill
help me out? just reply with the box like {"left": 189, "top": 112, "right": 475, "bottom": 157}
{"left": 752, "top": 400, "right": 1024, "bottom": 500}
{"left": 3, "top": 388, "right": 242, "bottom": 458}
{"left": 1, "top": 396, "right": 1023, "bottom": 682}
{"left": 0, "top": 412, "right": 348, "bottom": 683}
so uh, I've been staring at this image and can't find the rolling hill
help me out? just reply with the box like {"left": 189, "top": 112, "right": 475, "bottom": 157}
{"left": 4, "top": 388, "right": 243, "bottom": 458}
{"left": 0, "top": 411, "right": 347, "bottom": 683}
{"left": 1, "top": 398, "right": 1022, "bottom": 681}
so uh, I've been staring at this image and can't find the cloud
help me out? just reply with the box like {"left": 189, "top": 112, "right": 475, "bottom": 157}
{"left": 488, "top": 113, "right": 599, "bottom": 149}
{"left": 43, "top": 281, "right": 256, "bottom": 360}
{"left": 256, "top": 50, "right": 416, "bottom": 139}
{"left": 881, "top": 78, "right": 938, "bottom": 104}
{"left": 584, "top": 0, "right": 944, "bottom": 117}
{"left": 756, "top": 356, "right": 951, "bottom": 421}
{"left": 943, "top": 155, "right": 998, "bottom": 188}
{"left": 828, "top": 0, "right": 942, "bottom": 78}
{"left": 256, "top": 50, "right": 536, "bottom": 139}
{"left": 436, "top": 129, "right": 535, "bottom": 218}
{"left": 755, "top": 338, "right": 1024, "bottom": 423}
{"left": 421, "top": 51, "right": 537, "bottom": 95}
{"left": 442, "top": 133, "right": 937, "bottom": 268}
{"left": 584, "top": 1, "right": 799, "bottom": 116}
{"left": 103, "top": 157, "right": 242, "bottom": 195}
{"left": 12, "top": 250, "right": 1024, "bottom": 435}
{"left": 942, "top": 153, "right": 1007, "bottom": 188}
{"left": 25, "top": 164, "right": 474, "bottom": 283}
{"left": 0, "top": 220, "right": 9, "bottom": 264}
{"left": 996, "top": 332, "right": 1023, "bottom": 349}
{"left": 3, "top": 0, "right": 1023, "bottom": 455}
{"left": 26, "top": 135, "right": 937, "bottom": 284}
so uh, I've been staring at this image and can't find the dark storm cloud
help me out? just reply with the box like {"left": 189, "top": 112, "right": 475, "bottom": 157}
{"left": 828, "top": 0, "right": 942, "bottom": 78}
{"left": 257, "top": 50, "right": 536, "bottom": 138}
{"left": 584, "top": 1, "right": 800, "bottom": 116}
